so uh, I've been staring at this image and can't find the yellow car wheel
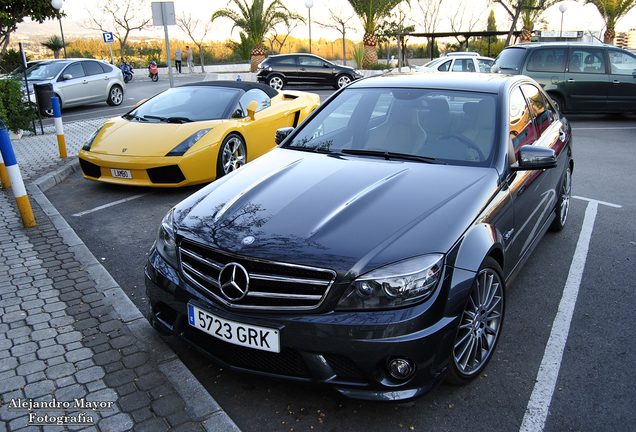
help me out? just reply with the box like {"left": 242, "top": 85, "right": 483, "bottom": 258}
{"left": 217, "top": 133, "right": 247, "bottom": 178}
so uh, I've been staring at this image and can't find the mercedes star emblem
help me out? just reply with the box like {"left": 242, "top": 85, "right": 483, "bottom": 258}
{"left": 218, "top": 262, "right": 250, "bottom": 301}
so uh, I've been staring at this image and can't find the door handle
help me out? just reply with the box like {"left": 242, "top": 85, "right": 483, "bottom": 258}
{"left": 613, "top": 80, "right": 620, "bottom": 84}
{"left": 559, "top": 130, "right": 566, "bottom": 141}
{"left": 567, "top": 78, "right": 575, "bottom": 82}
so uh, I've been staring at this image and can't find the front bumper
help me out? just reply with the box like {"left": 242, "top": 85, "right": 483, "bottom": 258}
{"left": 145, "top": 248, "right": 461, "bottom": 401}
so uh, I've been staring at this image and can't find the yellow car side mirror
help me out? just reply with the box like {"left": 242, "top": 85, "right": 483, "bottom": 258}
{"left": 246, "top": 101, "right": 258, "bottom": 119}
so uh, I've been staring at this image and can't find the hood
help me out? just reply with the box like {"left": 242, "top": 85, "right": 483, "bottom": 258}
{"left": 174, "top": 149, "right": 500, "bottom": 276}
{"left": 90, "top": 117, "right": 224, "bottom": 157}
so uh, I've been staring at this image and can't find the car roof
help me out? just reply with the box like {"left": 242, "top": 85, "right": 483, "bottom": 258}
{"left": 349, "top": 71, "right": 520, "bottom": 94}
{"left": 178, "top": 80, "right": 279, "bottom": 98}
{"left": 504, "top": 42, "right": 616, "bottom": 50}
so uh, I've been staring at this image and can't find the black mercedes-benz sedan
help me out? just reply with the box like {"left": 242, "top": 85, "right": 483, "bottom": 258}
{"left": 145, "top": 72, "right": 573, "bottom": 401}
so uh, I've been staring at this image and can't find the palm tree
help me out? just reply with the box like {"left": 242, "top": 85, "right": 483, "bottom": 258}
{"left": 41, "top": 35, "right": 66, "bottom": 59}
{"left": 346, "top": 0, "right": 406, "bottom": 68}
{"left": 585, "top": 0, "right": 635, "bottom": 44}
{"left": 212, "top": 0, "right": 298, "bottom": 72}
{"left": 519, "top": 0, "right": 560, "bottom": 42}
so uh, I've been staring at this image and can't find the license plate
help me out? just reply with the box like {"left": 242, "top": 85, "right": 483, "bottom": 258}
{"left": 111, "top": 168, "right": 132, "bottom": 179}
{"left": 188, "top": 303, "right": 280, "bottom": 353}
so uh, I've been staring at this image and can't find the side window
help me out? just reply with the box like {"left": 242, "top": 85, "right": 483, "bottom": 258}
{"left": 521, "top": 84, "right": 551, "bottom": 138}
{"left": 437, "top": 60, "right": 451, "bottom": 71}
{"left": 527, "top": 48, "right": 567, "bottom": 72}
{"left": 509, "top": 87, "right": 536, "bottom": 151}
{"left": 274, "top": 57, "right": 296, "bottom": 65}
{"left": 451, "top": 59, "right": 475, "bottom": 72}
{"left": 61, "top": 63, "right": 85, "bottom": 80}
{"left": 233, "top": 89, "right": 271, "bottom": 118}
{"left": 299, "top": 56, "right": 324, "bottom": 67}
{"left": 608, "top": 49, "right": 636, "bottom": 75}
{"left": 571, "top": 48, "right": 605, "bottom": 74}
{"left": 83, "top": 61, "right": 104, "bottom": 76}
{"left": 478, "top": 59, "right": 494, "bottom": 73}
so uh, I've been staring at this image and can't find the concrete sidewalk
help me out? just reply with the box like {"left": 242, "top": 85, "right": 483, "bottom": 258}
{"left": 0, "top": 121, "right": 241, "bottom": 431}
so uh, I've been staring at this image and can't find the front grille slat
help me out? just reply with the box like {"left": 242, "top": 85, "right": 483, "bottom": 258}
{"left": 179, "top": 239, "right": 336, "bottom": 310}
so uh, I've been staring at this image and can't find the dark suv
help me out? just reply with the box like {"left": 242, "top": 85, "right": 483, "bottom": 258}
{"left": 491, "top": 42, "right": 636, "bottom": 113}
{"left": 257, "top": 53, "right": 362, "bottom": 90}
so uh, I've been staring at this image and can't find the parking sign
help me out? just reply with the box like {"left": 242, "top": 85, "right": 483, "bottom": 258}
{"left": 102, "top": 32, "right": 114, "bottom": 43}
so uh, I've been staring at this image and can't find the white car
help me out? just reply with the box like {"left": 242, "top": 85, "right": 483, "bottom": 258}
{"left": 416, "top": 52, "right": 495, "bottom": 73}
{"left": 22, "top": 59, "right": 125, "bottom": 111}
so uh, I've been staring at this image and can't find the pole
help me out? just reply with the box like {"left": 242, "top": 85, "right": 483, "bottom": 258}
{"left": 0, "top": 122, "right": 36, "bottom": 227}
{"left": 308, "top": 8, "right": 312, "bottom": 54}
{"left": 162, "top": 2, "right": 174, "bottom": 88}
{"left": 57, "top": 12, "right": 67, "bottom": 59}
{"left": 51, "top": 97, "right": 67, "bottom": 158}
{"left": 19, "top": 42, "right": 39, "bottom": 135}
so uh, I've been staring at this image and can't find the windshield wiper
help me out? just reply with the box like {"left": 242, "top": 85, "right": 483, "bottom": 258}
{"left": 144, "top": 115, "right": 193, "bottom": 123}
{"left": 123, "top": 114, "right": 148, "bottom": 122}
{"left": 339, "top": 149, "right": 441, "bottom": 164}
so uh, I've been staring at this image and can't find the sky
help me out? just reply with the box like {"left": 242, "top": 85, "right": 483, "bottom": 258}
{"left": 13, "top": 0, "right": 636, "bottom": 44}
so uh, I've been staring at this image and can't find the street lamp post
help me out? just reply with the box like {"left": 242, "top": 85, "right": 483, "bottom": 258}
{"left": 305, "top": 0, "right": 314, "bottom": 54}
{"left": 559, "top": 3, "right": 568, "bottom": 42}
{"left": 50, "top": 0, "right": 67, "bottom": 59}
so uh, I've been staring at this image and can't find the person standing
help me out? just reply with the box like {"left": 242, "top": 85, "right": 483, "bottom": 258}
{"left": 175, "top": 47, "right": 182, "bottom": 74}
{"left": 186, "top": 46, "right": 194, "bottom": 73}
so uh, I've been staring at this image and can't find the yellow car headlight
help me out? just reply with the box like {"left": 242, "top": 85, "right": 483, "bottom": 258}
{"left": 166, "top": 129, "right": 211, "bottom": 156}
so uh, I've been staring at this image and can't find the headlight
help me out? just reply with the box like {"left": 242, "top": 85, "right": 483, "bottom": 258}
{"left": 166, "top": 128, "right": 211, "bottom": 156}
{"left": 354, "top": 69, "right": 361, "bottom": 76}
{"left": 156, "top": 209, "right": 178, "bottom": 268}
{"left": 82, "top": 124, "right": 105, "bottom": 151}
{"left": 336, "top": 254, "right": 444, "bottom": 310}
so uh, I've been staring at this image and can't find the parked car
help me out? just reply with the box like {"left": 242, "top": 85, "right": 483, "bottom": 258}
{"left": 79, "top": 81, "right": 320, "bottom": 187}
{"left": 416, "top": 52, "right": 495, "bottom": 73}
{"left": 145, "top": 72, "right": 573, "bottom": 400}
{"left": 257, "top": 53, "right": 362, "bottom": 90}
{"left": 491, "top": 42, "right": 636, "bottom": 113}
{"left": 21, "top": 59, "right": 125, "bottom": 111}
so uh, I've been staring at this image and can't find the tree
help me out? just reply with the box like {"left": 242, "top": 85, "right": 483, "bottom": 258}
{"left": 316, "top": 8, "right": 355, "bottom": 66}
{"left": 0, "top": 78, "right": 37, "bottom": 133}
{"left": 177, "top": 12, "right": 214, "bottom": 73}
{"left": 492, "top": 0, "right": 555, "bottom": 46}
{"left": 448, "top": 0, "right": 485, "bottom": 51}
{"left": 41, "top": 35, "right": 66, "bottom": 59}
{"left": 418, "top": 0, "right": 444, "bottom": 59}
{"left": 585, "top": 0, "right": 636, "bottom": 44}
{"left": 0, "top": 0, "right": 59, "bottom": 62}
{"left": 267, "top": 11, "right": 305, "bottom": 54}
{"left": 346, "top": 0, "right": 406, "bottom": 68}
{"left": 81, "top": 0, "right": 152, "bottom": 62}
{"left": 519, "top": 0, "right": 559, "bottom": 42}
{"left": 212, "top": 0, "right": 295, "bottom": 72}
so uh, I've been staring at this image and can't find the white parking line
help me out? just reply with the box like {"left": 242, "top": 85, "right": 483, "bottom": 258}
{"left": 519, "top": 196, "right": 621, "bottom": 432}
{"left": 72, "top": 193, "right": 152, "bottom": 217}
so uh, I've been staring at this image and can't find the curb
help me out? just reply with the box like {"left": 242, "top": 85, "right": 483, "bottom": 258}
{"left": 27, "top": 159, "right": 241, "bottom": 432}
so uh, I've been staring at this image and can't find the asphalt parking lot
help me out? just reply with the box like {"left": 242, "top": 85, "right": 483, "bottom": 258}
{"left": 43, "top": 111, "right": 635, "bottom": 431}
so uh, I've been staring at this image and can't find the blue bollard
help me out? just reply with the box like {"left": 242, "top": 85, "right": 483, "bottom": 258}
{"left": 0, "top": 121, "right": 35, "bottom": 227}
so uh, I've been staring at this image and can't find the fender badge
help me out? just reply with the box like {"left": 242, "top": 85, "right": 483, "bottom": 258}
{"left": 242, "top": 236, "right": 255, "bottom": 245}
{"left": 122, "top": 148, "right": 127, "bottom": 153}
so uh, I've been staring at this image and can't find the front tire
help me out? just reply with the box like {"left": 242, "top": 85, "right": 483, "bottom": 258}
{"left": 549, "top": 165, "right": 572, "bottom": 232}
{"left": 107, "top": 85, "right": 124, "bottom": 106}
{"left": 267, "top": 75, "right": 284, "bottom": 90}
{"left": 216, "top": 134, "right": 247, "bottom": 179}
{"left": 446, "top": 257, "right": 505, "bottom": 385}
{"left": 335, "top": 74, "right": 352, "bottom": 89}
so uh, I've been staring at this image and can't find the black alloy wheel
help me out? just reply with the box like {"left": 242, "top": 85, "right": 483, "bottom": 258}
{"left": 447, "top": 257, "right": 505, "bottom": 384}
{"left": 549, "top": 165, "right": 572, "bottom": 232}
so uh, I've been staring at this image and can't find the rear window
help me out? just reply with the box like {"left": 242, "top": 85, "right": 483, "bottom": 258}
{"left": 492, "top": 48, "right": 526, "bottom": 74}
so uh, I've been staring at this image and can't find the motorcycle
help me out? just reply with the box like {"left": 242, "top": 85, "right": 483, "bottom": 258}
{"left": 120, "top": 61, "right": 134, "bottom": 83}
{"left": 148, "top": 61, "right": 159, "bottom": 82}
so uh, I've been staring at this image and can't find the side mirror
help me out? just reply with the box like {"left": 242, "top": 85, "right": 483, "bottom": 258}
{"left": 63, "top": 74, "right": 73, "bottom": 80}
{"left": 275, "top": 127, "right": 294, "bottom": 145}
{"left": 246, "top": 100, "right": 258, "bottom": 119}
{"left": 512, "top": 145, "right": 557, "bottom": 171}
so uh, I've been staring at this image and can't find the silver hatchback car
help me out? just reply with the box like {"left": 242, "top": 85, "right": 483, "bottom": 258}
{"left": 416, "top": 53, "right": 495, "bottom": 73}
{"left": 23, "top": 59, "right": 125, "bottom": 110}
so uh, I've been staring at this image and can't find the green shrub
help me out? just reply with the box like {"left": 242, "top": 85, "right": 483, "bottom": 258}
{"left": 351, "top": 45, "right": 364, "bottom": 69}
{"left": 365, "top": 63, "right": 391, "bottom": 70}
{"left": 0, "top": 78, "right": 37, "bottom": 134}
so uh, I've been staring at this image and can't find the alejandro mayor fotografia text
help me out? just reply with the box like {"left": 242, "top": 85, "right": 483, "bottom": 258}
{"left": 7, "top": 398, "right": 115, "bottom": 426}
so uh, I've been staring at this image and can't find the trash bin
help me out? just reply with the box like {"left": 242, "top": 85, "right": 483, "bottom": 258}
{"left": 33, "top": 83, "right": 55, "bottom": 117}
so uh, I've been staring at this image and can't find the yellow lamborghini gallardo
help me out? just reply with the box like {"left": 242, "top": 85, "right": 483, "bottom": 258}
{"left": 78, "top": 81, "right": 320, "bottom": 187}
